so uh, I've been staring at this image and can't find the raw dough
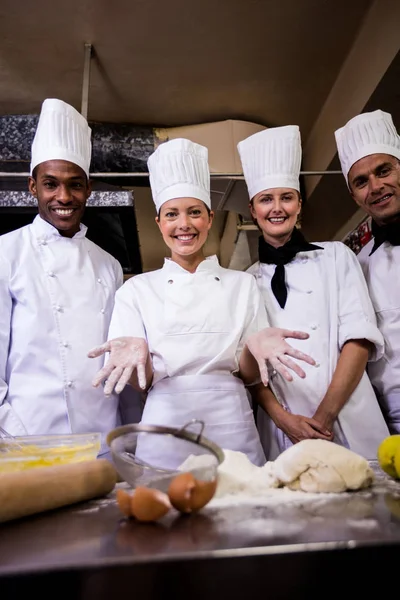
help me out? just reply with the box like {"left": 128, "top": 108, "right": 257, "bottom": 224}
{"left": 272, "top": 439, "right": 374, "bottom": 493}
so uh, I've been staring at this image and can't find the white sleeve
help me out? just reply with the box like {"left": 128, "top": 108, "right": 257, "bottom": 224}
{"left": 0, "top": 254, "right": 27, "bottom": 435}
{"left": 336, "top": 243, "right": 384, "bottom": 361}
{"left": 114, "top": 258, "right": 124, "bottom": 290}
{"left": 107, "top": 278, "right": 147, "bottom": 341}
{"left": 236, "top": 275, "right": 270, "bottom": 363}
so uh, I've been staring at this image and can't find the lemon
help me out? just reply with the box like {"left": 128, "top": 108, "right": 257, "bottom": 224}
{"left": 394, "top": 444, "right": 400, "bottom": 479}
{"left": 377, "top": 435, "right": 400, "bottom": 479}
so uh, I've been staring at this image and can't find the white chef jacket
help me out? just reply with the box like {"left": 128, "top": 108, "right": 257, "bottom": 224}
{"left": 109, "top": 255, "right": 269, "bottom": 384}
{"left": 108, "top": 255, "right": 269, "bottom": 466}
{"left": 248, "top": 241, "right": 389, "bottom": 460}
{"left": 0, "top": 215, "right": 123, "bottom": 449}
{"left": 358, "top": 239, "right": 400, "bottom": 433}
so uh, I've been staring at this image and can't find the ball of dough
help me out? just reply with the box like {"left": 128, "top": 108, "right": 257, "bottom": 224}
{"left": 273, "top": 440, "right": 374, "bottom": 493}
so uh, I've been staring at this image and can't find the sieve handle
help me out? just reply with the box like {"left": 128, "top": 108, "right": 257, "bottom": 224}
{"left": 176, "top": 419, "right": 205, "bottom": 443}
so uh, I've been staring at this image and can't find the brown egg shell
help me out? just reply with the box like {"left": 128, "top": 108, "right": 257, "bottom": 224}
{"left": 168, "top": 472, "right": 217, "bottom": 513}
{"left": 116, "top": 488, "right": 133, "bottom": 518}
{"left": 130, "top": 486, "right": 171, "bottom": 522}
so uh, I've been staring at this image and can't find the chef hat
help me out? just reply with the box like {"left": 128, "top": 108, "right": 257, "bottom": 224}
{"left": 237, "top": 125, "right": 302, "bottom": 199}
{"left": 147, "top": 138, "right": 211, "bottom": 212}
{"left": 30, "top": 98, "right": 92, "bottom": 177}
{"left": 335, "top": 110, "right": 400, "bottom": 184}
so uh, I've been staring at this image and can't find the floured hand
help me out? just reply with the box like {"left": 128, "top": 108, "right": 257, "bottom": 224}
{"left": 278, "top": 412, "right": 333, "bottom": 445}
{"left": 246, "top": 327, "right": 316, "bottom": 385}
{"left": 88, "top": 336, "right": 149, "bottom": 395}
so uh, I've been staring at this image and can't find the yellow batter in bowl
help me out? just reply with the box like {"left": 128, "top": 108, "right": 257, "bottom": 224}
{"left": 0, "top": 433, "right": 101, "bottom": 473}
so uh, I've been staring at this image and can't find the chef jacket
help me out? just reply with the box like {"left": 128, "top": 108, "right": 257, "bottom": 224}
{"left": 358, "top": 239, "right": 400, "bottom": 433}
{"left": 248, "top": 241, "right": 389, "bottom": 460}
{"left": 108, "top": 255, "right": 269, "bottom": 466}
{"left": 109, "top": 255, "right": 269, "bottom": 384}
{"left": 0, "top": 215, "right": 123, "bottom": 448}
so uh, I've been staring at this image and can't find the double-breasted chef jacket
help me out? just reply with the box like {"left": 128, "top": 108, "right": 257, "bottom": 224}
{"left": 358, "top": 239, "right": 400, "bottom": 434}
{"left": 0, "top": 215, "right": 123, "bottom": 453}
{"left": 248, "top": 241, "right": 389, "bottom": 460}
{"left": 108, "top": 255, "right": 268, "bottom": 468}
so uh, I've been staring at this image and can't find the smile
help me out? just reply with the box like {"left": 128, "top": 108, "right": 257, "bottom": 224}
{"left": 371, "top": 194, "right": 392, "bottom": 205}
{"left": 174, "top": 234, "right": 197, "bottom": 241}
{"left": 268, "top": 217, "right": 287, "bottom": 223}
{"left": 52, "top": 208, "right": 75, "bottom": 216}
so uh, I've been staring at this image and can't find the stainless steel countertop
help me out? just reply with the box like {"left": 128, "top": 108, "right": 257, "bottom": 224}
{"left": 1, "top": 461, "right": 399, "bottom": 598}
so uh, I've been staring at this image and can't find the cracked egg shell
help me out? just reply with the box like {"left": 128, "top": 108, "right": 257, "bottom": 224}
{"left": 168, "top": 472, "right": 217, "bottom": 513}
{"left": 116, "top": 488, "right": 133, "bottom": 518}
{"left": 130, "top": 487, "right": 171, "bottom": 522}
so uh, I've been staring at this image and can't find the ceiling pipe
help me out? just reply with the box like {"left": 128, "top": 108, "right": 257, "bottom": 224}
{"left": 81, "top": 43, "right": 92, "bottom": 120}
{"left": 0, "top": 170, "right": 343, "bottom": 178}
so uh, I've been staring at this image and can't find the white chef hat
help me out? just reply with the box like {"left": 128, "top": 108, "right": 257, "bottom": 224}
{"left": 147, "top": 138, "right": 211, "bottom": 212}
{"left": 30, "top": 98, "right": 92, "bottom": 178}
{"left": 237, "top": 125, "right": 302, "bottom": 199}
{"left": 335, "top": 110, "right": 400, "bottom": 184}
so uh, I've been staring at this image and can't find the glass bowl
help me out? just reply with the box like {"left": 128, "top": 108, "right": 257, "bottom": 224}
{"left": 108, "top": 421, "right": 224, "bottom": 493}
{"left": 0, "top": 432, "right": 101, "bottom": 473}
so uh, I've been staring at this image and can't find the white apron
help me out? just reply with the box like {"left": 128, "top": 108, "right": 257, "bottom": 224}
{"left": 108, "top": 256, "right": 269, "bottom": 469}
{"left": 136, "top": 373, "right": 266, "bottom": 469}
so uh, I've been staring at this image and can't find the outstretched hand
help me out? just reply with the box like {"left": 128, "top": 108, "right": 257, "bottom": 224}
{"left": 88, "top": 336, "right": 150, "bottom": 395}
{"left": 246, "top": 327, "right": 316, "bottom": 386}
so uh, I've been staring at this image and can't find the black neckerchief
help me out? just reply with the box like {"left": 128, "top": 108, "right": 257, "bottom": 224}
{"left": 258, "top": 228, "right": 323, "bottom": 308}
{"left": 369, "top": 219, "right": 400, "bottom": 255}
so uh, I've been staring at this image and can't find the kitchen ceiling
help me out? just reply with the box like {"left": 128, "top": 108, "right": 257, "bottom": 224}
{"left": 0, "top": 0, "right": 375, "bottom": 131}
{"left": 0, "top": 0, "right": 399, "bottom": 268}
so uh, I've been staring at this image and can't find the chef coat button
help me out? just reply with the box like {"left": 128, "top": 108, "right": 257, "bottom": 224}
{"left": 306, "top": 289, "right": 313, "bottom": 294}
{"left": 55, "top": 305, "right": 63, "bottom": 312}
{"left": 310, "top": 324, "right": 318, "bottom": 330}
{"left": 97, "top": 278, "right": 102, "bottom": 284}
{"left": 40, "top": 240, "right": 47, "bottom": 246}
{"left": 214, "top": 276, "right": 220, "bottom": 281}
{"left": 168, "top": 279, "right": 173, "bottom": 284}
{"left": 62, "top": 341, "right": 69, "bottom": 348}
{"left": 48, "top": 271, "right": 55, "bottom": 277}
{"left": 100, "top": 308, "right": 105, "bottom": 314}
{"left": 315, "top": 362, "right": 320, "bottom": 368}
{"left": 66, "top": 381, "right": 73, "bottom": 388}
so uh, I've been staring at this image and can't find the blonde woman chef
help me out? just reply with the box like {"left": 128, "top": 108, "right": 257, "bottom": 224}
{"left": 92, "top": 138, "right": 271, "bottom": 467}
{"left": 237, "top": 125, "right": 389, "bottom": 460}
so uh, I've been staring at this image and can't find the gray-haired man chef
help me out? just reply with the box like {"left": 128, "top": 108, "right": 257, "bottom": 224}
{"left": 335, "top": 109, "right": 400, "bottom": 434}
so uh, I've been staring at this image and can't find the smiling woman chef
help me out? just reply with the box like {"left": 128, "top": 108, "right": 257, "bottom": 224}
{"left": 237, "top": 125, "right": 389, "bottom": 460}
{"left": 89, "top": 138, "right": 315, "bottom": 467}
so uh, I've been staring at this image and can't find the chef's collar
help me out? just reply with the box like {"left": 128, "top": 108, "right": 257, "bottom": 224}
{"left": 32, "top": 214, "right": 88, "bottom": 241}
{"left": 369, "top": 219, "right": 400, "bottom": 255}
{"left": 163, "top": 255, "right": 220, "bottom": 275}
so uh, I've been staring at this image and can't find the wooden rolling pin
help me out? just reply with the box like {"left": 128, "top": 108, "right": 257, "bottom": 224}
{"left": 0, "top": 459, "right": 117, "bottom": 523}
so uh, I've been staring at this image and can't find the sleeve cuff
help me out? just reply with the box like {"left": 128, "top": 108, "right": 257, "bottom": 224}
{"left": 338, "top": 319, "right": 384, "bottom": 362}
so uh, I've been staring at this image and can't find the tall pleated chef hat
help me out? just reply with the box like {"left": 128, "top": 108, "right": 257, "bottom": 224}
{"left": 237, "top": 125, "right": 302, "bottom": 199}
{"left": 335, "top": 110, "right": 400, "bottom": 184}
{"left": 30, "top": 99, "right": 92, "bottom": 178}
{"left": 147, "top": 138, "right": 211, "bottom": 212}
